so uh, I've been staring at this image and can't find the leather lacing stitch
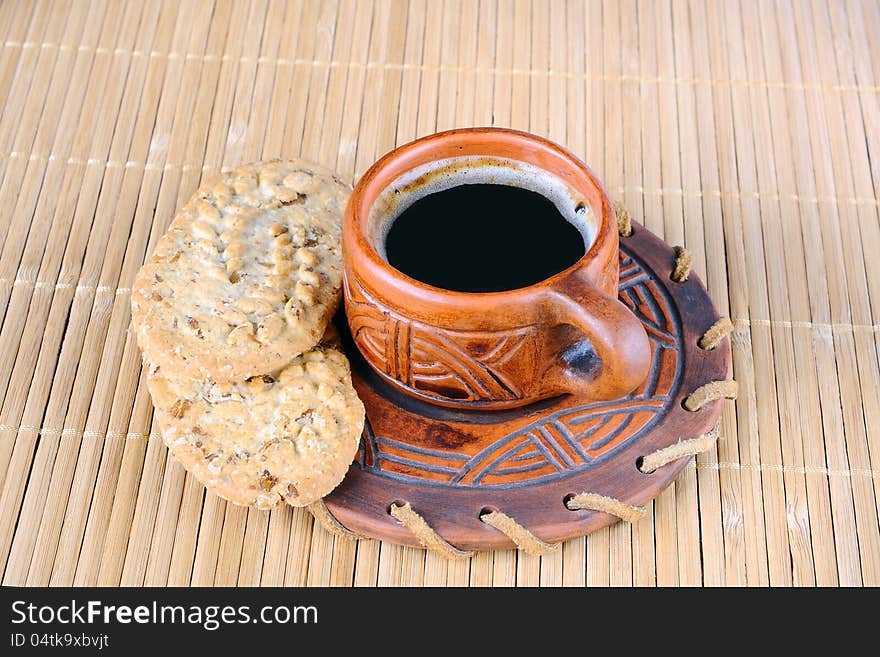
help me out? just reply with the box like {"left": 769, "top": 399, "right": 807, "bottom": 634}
{"left": 614, "top": 201, "right": 633, "bottom": 237}
{"left": 306, "top": 205, "right": 737, "bottom": 558}
{"left": 307, "top": 500, "right": 358, "bottom": 540}
{"left": 683, "top": 380, "right": 738, "bottom": 411}
{"left": 480, "top": 510, "right": 558, "bottom": 556}
{"left": 671, "top": 245, "right": 693, "bottom": 283}
{"left": 699, "top": 317, "right": 734, "bottom": 350}
{"left": 390, "top": 502, "right": 474, "bottom": 559}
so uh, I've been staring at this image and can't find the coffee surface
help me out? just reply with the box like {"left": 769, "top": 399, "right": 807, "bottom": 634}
{"left": 384, "top": 184, "right": 586, "bottom": 292}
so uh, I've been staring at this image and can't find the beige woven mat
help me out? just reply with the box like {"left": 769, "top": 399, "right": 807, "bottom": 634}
{"left": 0, "top": 0, "right": 878, "bottom": 586}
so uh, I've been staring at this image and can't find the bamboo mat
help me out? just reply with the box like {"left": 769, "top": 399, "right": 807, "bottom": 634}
{"left": 0, "top": 0, "right": 878, "bottom": 588}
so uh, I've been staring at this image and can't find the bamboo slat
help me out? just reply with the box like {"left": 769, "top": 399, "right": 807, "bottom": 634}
{"left": 0, "top": 0, "right": 877, "bottom": 588}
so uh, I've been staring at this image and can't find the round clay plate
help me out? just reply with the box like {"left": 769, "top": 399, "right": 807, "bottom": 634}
{"left": 325, "top": 222, "right": 731, "bottom": 551}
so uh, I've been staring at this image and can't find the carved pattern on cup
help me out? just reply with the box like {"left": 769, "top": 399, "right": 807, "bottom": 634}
{"left": 346, "top": 275, "right": 539, "bottom": 403}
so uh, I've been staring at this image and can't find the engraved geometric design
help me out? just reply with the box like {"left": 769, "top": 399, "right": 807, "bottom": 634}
{"left": 352, "top": 244, "right": 684, "bottom": 489}
{"left": 347, "top": 274, "right": 540, "bottom": 403}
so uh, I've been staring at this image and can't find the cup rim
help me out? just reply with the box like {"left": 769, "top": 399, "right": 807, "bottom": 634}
{"left": 345, "top": 127, "right": 616, "bottom": 303}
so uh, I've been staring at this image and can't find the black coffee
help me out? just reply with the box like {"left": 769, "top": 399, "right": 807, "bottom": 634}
{"left": 384, "top": 184, "right": 586, "bottom": 292}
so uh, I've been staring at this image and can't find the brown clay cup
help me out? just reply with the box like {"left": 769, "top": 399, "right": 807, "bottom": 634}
{"left": 343, "top": 127, "right": 651, "bottom": 410}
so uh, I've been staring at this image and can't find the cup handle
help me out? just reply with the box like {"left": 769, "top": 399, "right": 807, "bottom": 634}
{"left": 543, "top": 274, "right": 651, "bottom": 400}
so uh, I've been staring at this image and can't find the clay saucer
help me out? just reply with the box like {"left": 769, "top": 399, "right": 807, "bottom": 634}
{"left": 324, "top": 221, "right": 731, "bottom": 551}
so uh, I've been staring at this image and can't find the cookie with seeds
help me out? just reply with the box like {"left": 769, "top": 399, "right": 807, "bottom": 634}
{"left": 146, "top": 345, "right": 365, "bottom": 509}
{"left": 132, "top": 159, "right": 350, "bottom": 382}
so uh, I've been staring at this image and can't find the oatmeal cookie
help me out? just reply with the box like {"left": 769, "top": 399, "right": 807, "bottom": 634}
{"left": 146, "top": 345, "right": 365, "bottom": 509}
{"left": 132, "top": 159, "right": 350, "bottom": 382}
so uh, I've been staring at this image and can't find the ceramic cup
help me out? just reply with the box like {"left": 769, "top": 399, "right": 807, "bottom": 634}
{"left": 343, "top": 127, "right": 650, "bottom": 410}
